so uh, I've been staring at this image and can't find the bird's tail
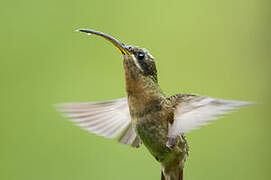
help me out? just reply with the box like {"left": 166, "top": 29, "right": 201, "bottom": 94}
{"left": 161, "top": 167, "right": 183, "bottom": 180}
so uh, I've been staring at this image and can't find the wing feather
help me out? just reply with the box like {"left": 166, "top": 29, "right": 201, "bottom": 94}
{"left": 56, "top": 98, "right": 140, "bottom": 146}
{"left": 118, "top": 124, "right": 141, "bottom": 148}
{"left": 168, "top": 94, "right": 253, "bottom": 138}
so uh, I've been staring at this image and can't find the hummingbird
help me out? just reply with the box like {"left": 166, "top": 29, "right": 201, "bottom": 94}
{"left": 57, "top": 29, "right": 252, "bottom": 180}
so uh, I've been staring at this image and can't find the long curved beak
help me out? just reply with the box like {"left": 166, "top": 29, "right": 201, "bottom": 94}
{"left": 77, "top": 29, "right": 131, "bottom": 55}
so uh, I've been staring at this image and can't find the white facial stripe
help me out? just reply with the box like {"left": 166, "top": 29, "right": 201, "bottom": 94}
{"left": 131, "top": 54, "right": 143, "bottom": 71}
{"left": 148, "top": 53, "right": 154, "bottom": 60}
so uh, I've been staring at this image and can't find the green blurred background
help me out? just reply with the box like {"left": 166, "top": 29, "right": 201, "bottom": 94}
{"left": 1, "top": 0, "right": 270, "bottom": 179}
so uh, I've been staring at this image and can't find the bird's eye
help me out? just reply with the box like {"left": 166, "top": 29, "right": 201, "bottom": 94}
{"left": 137, "top": 53, "right": 145, "bottom": 60}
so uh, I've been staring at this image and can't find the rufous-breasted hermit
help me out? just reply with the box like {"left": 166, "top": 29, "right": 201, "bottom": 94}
{"left": 57, "top": 29, "right": 252, "bottom": 180}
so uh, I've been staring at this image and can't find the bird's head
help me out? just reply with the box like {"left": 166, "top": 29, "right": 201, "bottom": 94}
{"left": 78, "top": 29, "right": 157, "bottom": 83}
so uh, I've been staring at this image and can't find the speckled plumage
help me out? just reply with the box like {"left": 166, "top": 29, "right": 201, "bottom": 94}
{"left": 123, "top": 48, "right": 189, "bottom": 180}
{"left": 57, "top": 29, "right": 253, "bottom": 180}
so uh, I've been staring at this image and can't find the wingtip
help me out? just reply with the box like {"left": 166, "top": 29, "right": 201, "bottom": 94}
{"left": 53, "top": 103, "right": 63, "bottom": 111}
{"left": 219, "top": 99, "right": 256, "bottom": 108}
{"left": 54, "top": 103, "right": 69, "bottom": 112}
{"left": 234, "top": 100, "right": 257, "bottom": 107}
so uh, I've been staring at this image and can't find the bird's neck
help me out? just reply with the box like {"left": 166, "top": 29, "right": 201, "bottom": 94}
{"left": 124, "top": 68, "right": 165, "bottom": 116}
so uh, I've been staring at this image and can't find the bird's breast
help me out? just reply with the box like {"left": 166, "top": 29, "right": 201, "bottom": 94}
{"left": 134, "top": 112, "right": 171, "bottom": 159}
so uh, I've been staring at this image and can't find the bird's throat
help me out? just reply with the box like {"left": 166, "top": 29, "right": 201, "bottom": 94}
{"left": 124, "top": 65, "right": 164, "bottom": 114}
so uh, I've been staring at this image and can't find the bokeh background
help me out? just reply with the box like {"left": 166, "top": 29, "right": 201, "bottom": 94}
{"left": 1, "top": 0, "right": 270, "bottom": 179}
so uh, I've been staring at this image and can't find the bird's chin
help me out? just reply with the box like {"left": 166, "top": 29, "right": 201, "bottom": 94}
{"left": 123, "top": 54, "right": 134, "bottom": 66}
{"left": 123, "top": 54, "right": 133, "bottom": 60}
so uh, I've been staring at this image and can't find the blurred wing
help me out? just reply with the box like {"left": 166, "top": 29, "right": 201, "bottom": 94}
{"left": 56, "top": 98, "right": 139, "bottom": 146}
{"left": 168, "top": 94, "right": 253, "bottom": 137}
{"left": 118, "top": 123, "right": 141, "bottom": 148}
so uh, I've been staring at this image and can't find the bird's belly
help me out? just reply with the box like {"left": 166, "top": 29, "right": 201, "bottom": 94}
{"left": 135, "top": 118, "right": 170, "bottom": 159}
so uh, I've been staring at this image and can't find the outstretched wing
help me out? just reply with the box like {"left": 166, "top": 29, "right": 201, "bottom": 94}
{"left": 168, "top": 94, "right": 253, "bottom": 138}
{"left": 56, "top": 98, "right": 141, "bottom": 147}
